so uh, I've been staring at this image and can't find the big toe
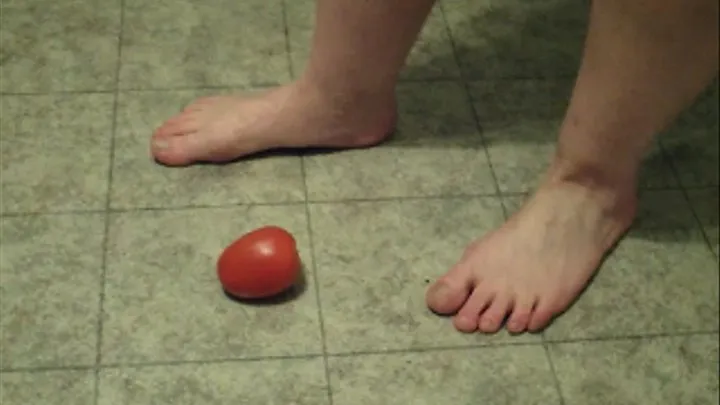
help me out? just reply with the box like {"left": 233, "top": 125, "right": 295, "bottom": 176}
{"left": 426, "top": 265, "right": 472, "bottom": 315}
{"left": 151, "top": 132, "right": 207, "bottom": 166}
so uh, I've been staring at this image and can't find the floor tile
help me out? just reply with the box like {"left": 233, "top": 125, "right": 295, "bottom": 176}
{"left": 120, "top": 0, "right": 289, "bottom": 89}
{"left": 304, "top": 82, "right": 495, "bottom": 200}
{"left": 663, "top": 127, "right": 719, "bottom": 188}
{"left": 0, "top": 94, "right": 114, "bottom": 214}
{"left": 98, "top": 358, "right": 329, "bottom": 405}
{"left": 110, "top": 90, "right": 305, "bottom": 209}
{"left": 468, "top": 80, "right": 679, "bottom": 192}
{"left": 442, "top": 0, "right": 588, "bottom": 79}
{"left": 100, "top": 205, "right": 322, "bottom": 364}
{"left": 329, "top": 346, "right": 561, "bottom": 405}
{"left": 549, "top": 334, "right": 719, "bottom": 405}
{"left": 0, "top": 0, "right": 120, "bottom": 92}
{"left": 0, "top": 370, "right": 95, "bottom": 405}
{"left": 687, "top": 187, "right": 719, "bottom": 256}
{"left": 542, "top": 229, "right": 718, "bottom": 339}
{"left": 0, "top": 214, "right": 105, "bottom": 369}
{"left": 661, "top": 84, "right": 718, "bottom": 188}
{"left": 309, "top": 197, "right": 541, "bottom": 354}
{"left": 286, "top": 1, "right": 460, "bottom": 80}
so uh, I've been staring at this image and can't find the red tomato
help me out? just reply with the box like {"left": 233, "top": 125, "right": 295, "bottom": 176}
{"left": 217, "top": 226, "right": 301, "bottom": 299}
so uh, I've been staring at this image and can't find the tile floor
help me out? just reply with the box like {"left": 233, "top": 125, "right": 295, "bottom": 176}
{"left": 1, "top": 0, "right": 718, "bottom": 404}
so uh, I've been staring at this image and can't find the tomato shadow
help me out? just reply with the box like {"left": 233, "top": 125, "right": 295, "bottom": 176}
{"left": 221, "top": 265, "right": 310, "bottom": 307}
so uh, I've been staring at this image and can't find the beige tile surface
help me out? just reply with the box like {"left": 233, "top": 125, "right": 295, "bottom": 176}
{"left": 110, "top": 90, "right": 306, "bottom": 209}
{"left": 0, "top": 94, "right": 114, "bottom": 214}
{"left": 120, "top": 0, "right": 290, "bottom": 89}
{"left": 98, "top": 358, "right": 330, "bottom": 405}
{"left": 2, "top": 1, "right": 717, "bottom": 404}
{"left": 0, "top": 370, "right": 95, "bottom": 405}
{"left": 0, "top": 214, "right": 105, "bottom": 369}
{"left": 0, "top": 0, "right": 121, "bottom": 92}
{"left": 550, "top": 335, "right": 719, "bottom": 405}
{"left": 100, "top": 205, "right": 322, "bottom": 364}
{"left": 304, "top": 82, "right": 495, "bottom": 200}
{"left": 329, "top": 346, "right": 561, "bottom": 405}
{"left": 286, "top": 1, "right": 460, "bottom": 80}
{"left": 309, "top": 197, "right": 541, "bottom": 354}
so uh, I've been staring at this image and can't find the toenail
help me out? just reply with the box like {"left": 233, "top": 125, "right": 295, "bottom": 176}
{"left": 481, "top": 318, "right": 497, "bottom": 330}
{"left": 153, "top": 139, "right": 169, "bottom": 149}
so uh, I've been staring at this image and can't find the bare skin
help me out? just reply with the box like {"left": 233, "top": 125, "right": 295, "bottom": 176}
{"left": 152, "top": 82, "right": 396, "bottom": 166}
{"left": 152, "top": 0, "right": 718, "bottom": 333}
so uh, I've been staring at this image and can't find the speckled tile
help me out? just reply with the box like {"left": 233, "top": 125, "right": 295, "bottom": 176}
{"left": 468, "top": 80, "right": 679, "bottom": 193}
{"left": 0, "top": 214, "right": 104, "bottom": 369}
{"left": 304, "top": 82, "right": 495, "bottom": 200}
{"left": 100, "top": 205, "right": 322, "bottom": 364}
{"left": 286, "top": 1, "right": 459, "bottom": 80}
{"left": 97, "top": 358, "right": 329, "bottom": 405}
{"left": 0, "top": 370, "right": 95, "bottom": 405}
{"left": 0, "top": 94, "right": 114, "bottom": 214}
{"left": 308, "top": 197, "right": 541, "bottom": 354}
{"left": 110, "top": 90, "right": 305, "bottom": 209}
{"left": 687, "top": 187, "right": 719, "bottom": 256}
{"left": 0, "top": 0, "right": 120, "bottom": 92}
{"left": 442, "top": 0, "right": 588, "bottom": 79}
{"left": 119, "top": 0, "right": 290, "bottom": 89}
{"left": 549, "top": 335, "right": 719, "bottom": 405}
{"left": 542, "top": 227, "right": 718, "bottom": 339}
{"left": 329, "top": 346, "right": 561, "bottom": 405}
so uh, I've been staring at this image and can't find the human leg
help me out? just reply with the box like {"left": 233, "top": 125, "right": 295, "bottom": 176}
{"left": 151, "top": 0, "right": 436, "bottom": 166}
{"left": 426, "top": 0, "right": 719, "bottom": 334}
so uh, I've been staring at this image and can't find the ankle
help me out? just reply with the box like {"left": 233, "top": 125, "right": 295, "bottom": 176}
{"left": 296, "top": 71, "right": 397, "bottom": 110}
{"left": 542, "top": 157, "right": 639, "bottom": 218}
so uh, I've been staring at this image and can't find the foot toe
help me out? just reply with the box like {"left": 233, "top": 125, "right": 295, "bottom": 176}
{"left": 426, "top": 264, "right": 473, "bottom": 315}
{"left": 527, "top": 300, "right": 558, "bottom": 332}
{"left": 477, "top": 295, "right": 511, "bottom": 334}
{"left": 451, "top": 287, "right": 492, "bottom": 333}
{"left": 151, "top": 132, "right": 205, "bottom": 166}
{"left": 505, "top": 295, "right": 537, "bottom": 334}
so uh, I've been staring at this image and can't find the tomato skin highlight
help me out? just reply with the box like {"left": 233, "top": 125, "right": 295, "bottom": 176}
{"left": 217, "top": 226, "right": 301, "bottom": 299}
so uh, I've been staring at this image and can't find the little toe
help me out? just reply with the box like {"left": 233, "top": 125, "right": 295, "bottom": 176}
{"left": 426, "top": 263, "right": 474, "bottom": 315}
{"left": 505, "top": 295, "right": 537, "bottom": 334}
{"left": 452, "top": 287, "right": 492, "bottom": 333}
{"left": 478, "top": 294, "right": 511, "bottom": 334}
{"left": 527, "top": 300, "right": 559, "bottom": 332}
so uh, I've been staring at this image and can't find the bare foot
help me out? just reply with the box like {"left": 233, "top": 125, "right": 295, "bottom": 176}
{"left": 425, "top": 172, "right": 637, "bottom": 334}
{"left": 151, "top": 81, "right": 397, "bottom": 166}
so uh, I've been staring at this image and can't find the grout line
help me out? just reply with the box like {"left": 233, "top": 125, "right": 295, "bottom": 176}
{"left": 3, "top": 328, "right": 717, "bottom": 375}
{"left": 0, "top": 77, "right": 489, "bottom": 98}
{"left": 542, "top": 344, "right": 567, "bottom": 405}
{"left": 281, "top": 0, "right": 334, "bottom": 401}
{"left": 3, "top": 184, "right": 717, "bottom": 219}
{"left": 280, "top": 0, "right": 296, "bottom": 80}
{"left": 657, "top": 142, "right": 719, "bottom": 257}
{"left": 92, "top": 2, "right": 126, "bottom": 404}
{"left": 437, "top": 1, "right": 505, "bottom": 209}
